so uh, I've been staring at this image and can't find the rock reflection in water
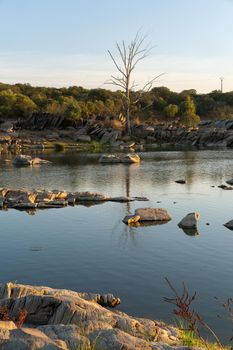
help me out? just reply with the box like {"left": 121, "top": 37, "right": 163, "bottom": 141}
{"left": 180, "top": 227, "right": 200, "bottom": 236}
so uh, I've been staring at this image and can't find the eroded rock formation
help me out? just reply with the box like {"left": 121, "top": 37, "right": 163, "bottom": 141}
{"left": 0, "top": 282, "right": 197, "bottom": 350}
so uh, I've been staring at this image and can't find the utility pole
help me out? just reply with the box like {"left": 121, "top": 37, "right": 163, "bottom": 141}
{"left": 220, "top": 77, "right": 224, "bottom": 93}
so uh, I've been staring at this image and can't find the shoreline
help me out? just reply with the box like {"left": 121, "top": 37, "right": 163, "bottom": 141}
{"left": 0, "top": 281, "right": 207, "bottom": 350}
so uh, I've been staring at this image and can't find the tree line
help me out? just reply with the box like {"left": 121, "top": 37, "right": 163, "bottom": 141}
{"left": 0, "top": 82, "right": 233, "bottom": 127}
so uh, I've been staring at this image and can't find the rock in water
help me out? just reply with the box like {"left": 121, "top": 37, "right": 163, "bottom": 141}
{"left": 13, "top": 155, "right": 51, "bottom": 166}
{"left": 178, "top": 212, "right": 200, "bottom": 228}
{"left": 224, "top": 219, "right": 233, "bottom": 230}
{"left": 99, "top": 154, "right": 121, "bottom": 163}
{"left": 120, "top": 153, "right": 141, "bottom": 164}
{"left": 122, "top": 215, "right": 141, "bottom": 225}
{"left": 31, "top": 158, "right": 51, "bottom": 165}
{"left": 74, "top": 191, "right": 110, "bottom": 201}
{"left": 175, "top": 179, "right": 186, "bottom": 184}
{"left": 135, "top": 208, "right": 172, "bottom": 221}
{"left": 226, "top": 179, "right": 233, "bottom": 185}
{"left": 13, "top": 155, "right": 32, "bottom": 166}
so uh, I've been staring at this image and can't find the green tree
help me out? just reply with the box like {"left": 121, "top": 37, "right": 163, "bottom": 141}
{"left": 163, "top": 104, "right": 178, "bottom": 118}
{"left": 179, "top": 96, "right": 200, "bottom": 127}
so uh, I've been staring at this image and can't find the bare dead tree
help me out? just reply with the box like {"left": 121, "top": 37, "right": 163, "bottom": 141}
{"left": 107, "top": 31, "right": 163, "bottom": 135}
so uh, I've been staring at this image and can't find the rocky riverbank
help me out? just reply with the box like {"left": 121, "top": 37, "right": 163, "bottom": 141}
{"left": 0, "top": 282, "right": 204, "bottom": 350}
{"left": 2, "top": 116, "right": 233, "bottom": 153}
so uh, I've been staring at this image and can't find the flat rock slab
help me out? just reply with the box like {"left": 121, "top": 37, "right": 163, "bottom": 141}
{"left": 135, "top": 208, "right": 172, "bottom": 221}
{"left": 99, "top": 153, "right": 141, "bottom": 164}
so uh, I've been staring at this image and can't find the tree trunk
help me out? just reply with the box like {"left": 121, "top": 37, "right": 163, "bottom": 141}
{"left": 125, "top": 86, "right": 131, "bottom": 135}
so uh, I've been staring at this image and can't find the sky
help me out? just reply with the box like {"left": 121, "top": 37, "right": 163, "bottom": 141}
{"left": 0, "top": 0, "right": 233, "bottom": 93}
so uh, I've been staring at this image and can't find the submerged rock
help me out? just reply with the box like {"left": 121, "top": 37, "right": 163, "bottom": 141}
{"left": 178, "top": 212, "right": 200, "bottom": 228}
{"left": 135, "top": 208, "right": 172, "bottom": 222}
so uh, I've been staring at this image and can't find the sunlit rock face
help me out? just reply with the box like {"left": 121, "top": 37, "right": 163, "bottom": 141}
{"left": 0, "top": 282, "right": 183, "bottom": 350}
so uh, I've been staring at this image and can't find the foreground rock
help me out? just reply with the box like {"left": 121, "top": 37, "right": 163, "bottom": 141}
{"left": 0, "top": 188, "right": 148, "bottom": 212}
{"left": 178, "top": 213, "right": 200, "bottom": 228}
{"left": 0, "top": 282, "right": 194, "bottom": 350}
{"left": 13, "top": 155, "right": 51, "bottom": 166}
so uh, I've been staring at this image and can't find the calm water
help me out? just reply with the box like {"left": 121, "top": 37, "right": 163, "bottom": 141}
{"left": 0, "top": 149, "right": 233, "bottom": 341}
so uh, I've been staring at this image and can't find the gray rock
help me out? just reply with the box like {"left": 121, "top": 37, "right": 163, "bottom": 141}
{"left": 175, "top": 180, "right": 186, "bottom": 184}
{"left": 99, "top": 154, "right": 121, "bottom": 163}
{"left": 76, "top": 135, "right": 91, "bottom": 142}
{"left": 110, "top": 196, "right": 135, "bottom": 202}
{"left": 223, "top": 219, "right": 233, "bottom": 230}
{"left": 13, "top": 155, "right": 51, "bottom": 167}
{"left": 13, "top": 155, "right": 32, "bottom": 166}
{"left": 178, "top": 213, "right": 200, "bottom": 228}
{"left": 135, "top": 208, "right": 172, "bottom": 221}
{"left": 74, "top": 191, "right": 110, "bottom": 201}
{"left": 225, "top": 179, "right": 233, "bottom": 185}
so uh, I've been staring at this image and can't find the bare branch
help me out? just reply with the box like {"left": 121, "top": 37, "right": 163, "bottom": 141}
{"left": 107, "top": 31, "right": 161, "bottom": 135}
{"left": 108, "top": 50, "right": 127, "bottom": 78}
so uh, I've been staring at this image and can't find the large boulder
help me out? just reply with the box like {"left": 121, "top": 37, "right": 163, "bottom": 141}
{"left": 178, "top": 212, "right": 200, "bottom": 228}
{"left": 135, "top": 208, "right": 172, "bottom": 221}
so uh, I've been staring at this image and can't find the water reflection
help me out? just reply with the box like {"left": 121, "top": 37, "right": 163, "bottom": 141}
{"left": 179, "top": 227, "right": 200, "bottom": 236}
{"left": 0, "top": 149, "right": 233, "bottom": 341}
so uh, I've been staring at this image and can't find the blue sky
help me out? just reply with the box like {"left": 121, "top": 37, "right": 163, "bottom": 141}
{"left": 0, "top": 0, "right": 233, "bottom": 92}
